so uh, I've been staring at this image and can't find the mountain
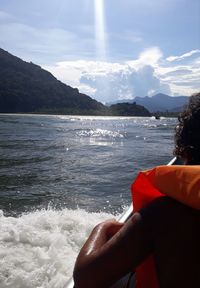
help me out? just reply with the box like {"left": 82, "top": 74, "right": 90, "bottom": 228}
{"left": 134, "top": 93, "right": 189, "bottom": 112}
{"left": 0, "top": 48, "right": 106, "bottom": 114}
{"left": 106, "top": 93, "right": 189, "bottom": 112}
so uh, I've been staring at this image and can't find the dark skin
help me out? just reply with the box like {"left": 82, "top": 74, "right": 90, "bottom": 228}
{"left": 73, "top": 196, "right": 200, "bottom": 288}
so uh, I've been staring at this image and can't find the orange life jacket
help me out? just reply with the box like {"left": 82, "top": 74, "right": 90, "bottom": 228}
{"left": 131, "top": 165, "right": 200, "bottom": 288}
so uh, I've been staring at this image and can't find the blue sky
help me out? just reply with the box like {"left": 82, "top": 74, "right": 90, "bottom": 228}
{"left": 0, "top": 0, "right": 199, "bottom": 102}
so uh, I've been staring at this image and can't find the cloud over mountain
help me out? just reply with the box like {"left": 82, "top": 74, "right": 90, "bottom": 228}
{"left": 44, "top": 47, "right": 200, "bottom": 103}
{"left": 80, "top": 64, "right": 171, "bottom": 102}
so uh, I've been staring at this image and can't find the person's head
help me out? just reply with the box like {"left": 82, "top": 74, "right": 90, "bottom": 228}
{"left": 174, "top": 92, "right": 200, "bottom": 165}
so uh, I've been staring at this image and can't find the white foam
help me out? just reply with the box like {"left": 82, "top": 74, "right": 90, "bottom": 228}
{"left": 77, "top": 128, "right": 124, "bottom": 138}
{"left": 0, "top": 209, "right": 114, "bottom": 288}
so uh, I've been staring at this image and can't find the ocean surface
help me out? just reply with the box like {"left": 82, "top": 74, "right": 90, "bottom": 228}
{"left": 0, "top": 114, "right": 177, "bottom": 288}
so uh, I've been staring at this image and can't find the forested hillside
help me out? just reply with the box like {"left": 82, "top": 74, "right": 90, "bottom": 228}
{"left": 0, "top": 48, "right": 107, "bottom": 114}
{"left": 0, "top": 48, "right": 150, "bottom": 116}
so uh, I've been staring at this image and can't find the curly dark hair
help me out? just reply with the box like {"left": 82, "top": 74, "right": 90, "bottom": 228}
{"left": 174, "top": 92, "right": 200, "bottom": 164}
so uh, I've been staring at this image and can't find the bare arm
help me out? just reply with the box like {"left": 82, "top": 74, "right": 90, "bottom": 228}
{"left": 73, "top": 212, "right": 153, "bottom": 288}
{"left": 73, "top": 197, "right": 200, "bottom": 288}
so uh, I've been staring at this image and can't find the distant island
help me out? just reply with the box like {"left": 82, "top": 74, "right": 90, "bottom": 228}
{"left": 0, "top": 48, "right": 187, "bottom": 117}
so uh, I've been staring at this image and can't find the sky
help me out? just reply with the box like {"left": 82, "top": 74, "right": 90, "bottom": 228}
{"left": 0, "top": 0, "right": 200, "bottom": 103}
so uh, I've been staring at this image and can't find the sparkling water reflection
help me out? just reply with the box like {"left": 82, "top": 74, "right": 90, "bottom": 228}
{"left": 0, "top": 114, "right": 177, "bottom": 216}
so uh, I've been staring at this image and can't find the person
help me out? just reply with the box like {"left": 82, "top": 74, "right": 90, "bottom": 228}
{"left": 73, "top": 93, "right": 200, "bottom": 288}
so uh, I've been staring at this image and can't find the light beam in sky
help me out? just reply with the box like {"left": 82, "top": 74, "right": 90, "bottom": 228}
{"left": 95, "top": 0, "right": 106, "bottom": 60}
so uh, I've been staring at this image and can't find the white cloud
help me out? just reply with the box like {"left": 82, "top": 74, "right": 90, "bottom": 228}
{"left": 0, "top": 20, "right": 95, "bottom": 64}
{"left": 44, "top": 48, "right": 200, "bottom": 102}
{"left": 127, "top": 47, "right": 163, "bottom": 70}
{"left": 166, "top": 50, "right": 200, "bottom": 62}
{"left": 80, "top": 64, "right": 170, "bottom": 102}
{"left": 169, "top": 84, "right": 198, "bottom": 97}
{"left": 156, "top": 55, "right": 200, "bottom": 96}
{"left": 44, "top": 47, "right": 171, "bottom": 102}
{"left": 44, "top": 60, "right": 126, "bottom": 99}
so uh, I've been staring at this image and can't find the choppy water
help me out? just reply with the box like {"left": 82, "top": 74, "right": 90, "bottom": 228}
{"left": 0, "top": 114, "right": 177, "bottom": 287}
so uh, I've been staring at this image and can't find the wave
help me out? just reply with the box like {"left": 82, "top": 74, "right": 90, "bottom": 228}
{"left": 76, "top": 128, "right": 124, "bottom": 139}
{"left": 0, "top": 208, "right": 114, "bottom": 288}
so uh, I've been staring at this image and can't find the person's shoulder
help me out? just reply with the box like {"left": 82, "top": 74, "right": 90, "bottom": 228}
{"left": 144, "top": 165, "right": 200, "bottom": 210}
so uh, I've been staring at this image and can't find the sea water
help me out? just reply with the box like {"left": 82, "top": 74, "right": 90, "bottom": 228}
{"left": 0, "top": 114, "right": 177, "bottom": 287}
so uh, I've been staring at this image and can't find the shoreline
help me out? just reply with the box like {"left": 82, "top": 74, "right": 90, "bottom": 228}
{"left": 0, "top": 113, "right": 177, "bottom": 119}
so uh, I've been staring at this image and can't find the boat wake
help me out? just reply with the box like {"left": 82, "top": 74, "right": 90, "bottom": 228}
{"left": 0, "top": 208, "right": 114, "bottom": 288}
